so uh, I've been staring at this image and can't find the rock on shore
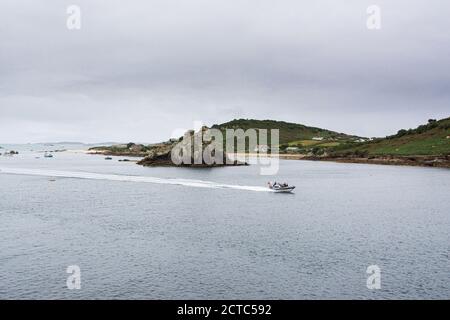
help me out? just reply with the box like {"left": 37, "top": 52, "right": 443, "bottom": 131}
{"left": 138, "top": 127, "right": 246, "bottom": 167}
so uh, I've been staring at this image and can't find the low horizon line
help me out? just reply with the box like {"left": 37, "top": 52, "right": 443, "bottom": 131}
{"left": 1, "top": 115, "right": 448, "bottom": 145}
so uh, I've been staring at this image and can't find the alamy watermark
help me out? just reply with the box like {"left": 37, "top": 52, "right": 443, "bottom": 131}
{"left": 65, "top": 6, "right": 380, "bottom": 31}
{"left": 170, "top": 125, "right": 279, "bottom": 175}
{"left": 66, "top": 265, "right": 81, "bottom": 290}
{"left": 366, "top": 265, "right": 381, "bottom": 289}
{"left": 66, "top": 5, "right": 81, "bottom": 30}
{"left": 366, "top": 5, "right": 381, "bottom": 30}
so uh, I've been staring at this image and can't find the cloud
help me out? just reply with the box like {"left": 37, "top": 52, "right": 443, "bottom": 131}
{"left": 1, "top": 0, "right": 449, "bottom": 142}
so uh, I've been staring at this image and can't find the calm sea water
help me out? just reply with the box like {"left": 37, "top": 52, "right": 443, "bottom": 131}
{"left": 0, "top": 144, "right": 449, "bottom": 299}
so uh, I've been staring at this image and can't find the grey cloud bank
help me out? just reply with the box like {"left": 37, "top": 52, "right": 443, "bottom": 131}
{"left": 1, "top": 0, "right": 449, "bottom": 143}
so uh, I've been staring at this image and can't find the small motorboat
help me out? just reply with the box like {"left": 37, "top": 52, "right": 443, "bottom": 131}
{"left": 105, "top": 157, "right": 113, "bottom": 160}
{"left": 44, "top": 152, "right": 53, "bottom": 158}
{"left": 267, "top": 182, "right": 295, "bottom": 193}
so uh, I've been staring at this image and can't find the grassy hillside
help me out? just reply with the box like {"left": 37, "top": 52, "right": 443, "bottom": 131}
{"left": 90, "top": 117, "right": 450, "bottom": 159}
{"left": 90, "top": 119, "right": 362, "bottom": 156}
{"left": 212, "top": 119, "right": 362, "bottom": 148}
{"left": 330, "top": 117, "right": 450, "bottom": 157}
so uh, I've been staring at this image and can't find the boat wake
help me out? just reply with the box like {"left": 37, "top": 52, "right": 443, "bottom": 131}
{"left": 0, "top": 167, "right": 272, "bottom": 192}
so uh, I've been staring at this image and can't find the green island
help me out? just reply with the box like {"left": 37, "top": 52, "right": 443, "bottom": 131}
{"left": 89, "top": 117, "right": 450, "bottom": 168}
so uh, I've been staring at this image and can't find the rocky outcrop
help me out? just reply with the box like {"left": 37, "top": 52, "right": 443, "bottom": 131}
{"left": 88, "top": 143, "right": 151, "bottom": 157}
{"left": 138, "top": 128, "right": 246, "bottom": 167}
{"left": 89, "top": 128, "right": 247, "bottom": 167}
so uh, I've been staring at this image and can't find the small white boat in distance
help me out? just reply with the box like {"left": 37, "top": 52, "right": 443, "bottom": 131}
{"left": 44, "top": 152, "right": 53, "bottom": 158}
{"left": 267, "top": 182, "right": 295, "bottom": 193}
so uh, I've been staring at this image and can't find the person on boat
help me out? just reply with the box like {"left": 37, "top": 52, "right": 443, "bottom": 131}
{"left": 267, "top": 182, "right": 272, "bottom": 189}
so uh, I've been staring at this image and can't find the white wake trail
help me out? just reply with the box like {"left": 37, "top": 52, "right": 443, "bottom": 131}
{"left": 0, "top": 167, "right": 272, "bottom": 192}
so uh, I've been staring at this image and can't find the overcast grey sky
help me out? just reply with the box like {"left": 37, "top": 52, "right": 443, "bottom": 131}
{"left": 1, "top": 0, "right": 449, "bottom": 143}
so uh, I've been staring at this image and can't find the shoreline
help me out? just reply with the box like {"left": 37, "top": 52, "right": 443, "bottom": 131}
{"left": 234, "top": 153, "right": 450, "bottom": 169}
{"left": 85, "top": 150, "right": 147, "bottom": 157}
{"left": 313, "top": 156, "right": 450, "bottom": 169}
{"left": 84, "top": 150, "right": 450, "bottom": 169}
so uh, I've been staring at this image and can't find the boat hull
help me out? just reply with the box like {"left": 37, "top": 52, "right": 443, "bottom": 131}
{"left": 271, "top": 186, "right": 295, "bottom": 193}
